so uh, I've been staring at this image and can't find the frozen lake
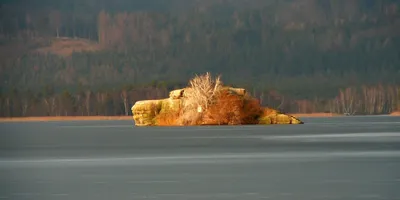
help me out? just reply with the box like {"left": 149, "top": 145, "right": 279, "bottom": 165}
{"left": 1, "top": 116, "right": 400, "bottom": 200}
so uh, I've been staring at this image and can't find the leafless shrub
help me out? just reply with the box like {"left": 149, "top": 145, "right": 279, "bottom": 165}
{"left": 178, "top": 72, "right": 223, "bottom": 125}
{"left": 177, "top": 109, "right": 202, "bottom": 126}
{"left": 183, "top": 72, "right": 222, "bottom": 110}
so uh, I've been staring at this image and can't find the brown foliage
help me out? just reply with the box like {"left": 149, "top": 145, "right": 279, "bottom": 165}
{"left": 204, "top": 91, "right": 263, "bottom": 125}
{"left": 240, "top": 96, "right": 263, "bottom": 124}
{"left": 154, "top": 110, "right": 181, "bottom": 126}
{"left": 204, "top": 90, "right": 242, "bottom": 125}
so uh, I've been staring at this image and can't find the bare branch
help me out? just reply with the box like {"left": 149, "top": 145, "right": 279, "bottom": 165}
{"left": 179, "top": 72, "right": 223, "bottom": 125}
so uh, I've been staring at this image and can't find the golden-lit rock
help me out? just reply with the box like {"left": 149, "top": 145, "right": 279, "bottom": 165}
{"left": 169, "top": 89, "right": 185, "bottom": 99}
{"left": 131, "top": 87, "right": 304, "bottom": 126}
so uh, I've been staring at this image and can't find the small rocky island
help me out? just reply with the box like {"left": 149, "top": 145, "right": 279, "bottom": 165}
{"left": 131, "top": 73, "right": 303, "bottom": 126}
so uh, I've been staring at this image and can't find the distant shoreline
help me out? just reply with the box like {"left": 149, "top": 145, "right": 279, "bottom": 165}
{"left": 288, "top": 113, "right": 342, "bottom": 117}
{"left": 0, "top": 112, "right": 399, "bottom": 122}
{"left": 0, "top": 116, "right": 133, "bottom": 122}
{"left": 390, "top": 111, "right": 400, "bottom": 116}
{"left": 290, "top": 112, "right": 400, "bottom": 117}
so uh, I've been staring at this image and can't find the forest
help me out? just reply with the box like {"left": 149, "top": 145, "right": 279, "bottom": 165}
{"left": 0, "top": 0, "right": 399, "bottom": 117}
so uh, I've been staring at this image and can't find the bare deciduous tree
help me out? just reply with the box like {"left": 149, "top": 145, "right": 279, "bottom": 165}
{"left": 338, "top": 87, "right": 357, "bottom": 115}
{"left": 183, "top": 72, "right": 222, "bottom": 110}
{"left": 179, "top": 72, "right": 223, "bottom": 125}
{"left": 121, "top": 89, "right": 129, "bottom": 116}
{"left": 85, "top": 90, "right": 91, "bottom": 116}
{"left": 43, "top": 97, "right": 56, "bottom": 116}
{"left": 21, "top": 98, "right": 28, "bottom": 116}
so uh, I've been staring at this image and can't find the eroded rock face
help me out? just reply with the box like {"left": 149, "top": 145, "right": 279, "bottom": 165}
{"left": 131, "top": 100, "right": 163, "bottom": 126}
{"left": 131, "top": 87, "right": 303, "bottom": 126}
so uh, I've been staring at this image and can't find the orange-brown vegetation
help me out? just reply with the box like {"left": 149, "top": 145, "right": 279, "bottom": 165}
{"left": 154, "top": 110, "right": 181, "bottom": 126}
{"left": 131, "top": 72, "right": 305, "bottom": 126}
{"left": 151, "top": 89, "right": 266, "bottom": 126}
{"left": 240, "top": 97, "right": 264, "bottom": 124}
{"left": 0, "top": 116, "right": 132, "bottom": 122}
{"left": 203, "top": 90, "right": 262, "bottom": 125}
{"left": 390, "top": 111, "right": 400, "bottom": 116}
{"left": 35, "top": 37, "right": 103, "bottom": 57}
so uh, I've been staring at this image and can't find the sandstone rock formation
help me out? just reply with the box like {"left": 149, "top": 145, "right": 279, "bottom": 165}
{"left": 131, "top": 86, "right": 303, "bottom": 126}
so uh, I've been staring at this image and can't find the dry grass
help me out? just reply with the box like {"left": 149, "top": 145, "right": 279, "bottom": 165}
{"left": 35, "top": 37, "right": 103, "bottom": 57}
{"left": 0, "top": 116, "right": 132, "bottom": 122}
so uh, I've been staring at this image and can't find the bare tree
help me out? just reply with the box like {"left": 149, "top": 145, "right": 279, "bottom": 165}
{"left": 183, "top": 72, "right": 222, "bottom": 110}
{"left": 259, "top": 91, "right": 264, "bottom": 106}
{"left": 276, "top": 96, "right": 285, "bottom": 110}
{"left": 121, "top": 89, "right": 129, "bottom": 116}
{"left": 97, "top": 10, "right": 110, "bottom": 45}
{"left": 363, "top": 86, "right": 377, "bottom": 114}
{"left": 375, "top": 85, "right": 386, "bottom": 114}
{"left": 179, "top": 72, "right": 223, "bottom": 125}
{"left": 5, "top": 97, "right": 10, "bottom": 117}
{"left": 396, "top": 87, "right": 400, "bottom": 111}
{"left": 43, "top": 97, "right": 56, "bottom": 116}
{"left": 329, "top": 97, "right": 340, "bottom": 114}
{"left": 21, "top": 98, "right": 28, "bottom": 116}
{"left": 84, "top": 90, "right": 91, "bottom": 116}
{"left": 338, "top": 87, "right": 357, "bottom": 115}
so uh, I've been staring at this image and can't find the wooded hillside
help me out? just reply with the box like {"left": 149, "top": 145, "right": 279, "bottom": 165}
{"left": 0, "top": 0, "right": 399, "bottom": 116}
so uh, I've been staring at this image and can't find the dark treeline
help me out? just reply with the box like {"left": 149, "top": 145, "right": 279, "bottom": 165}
{"left": 0, "top": 0, "right": 400, "bottom": 116}
{"left": 0, "top": 84, "right": 399, "bottom": 117}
